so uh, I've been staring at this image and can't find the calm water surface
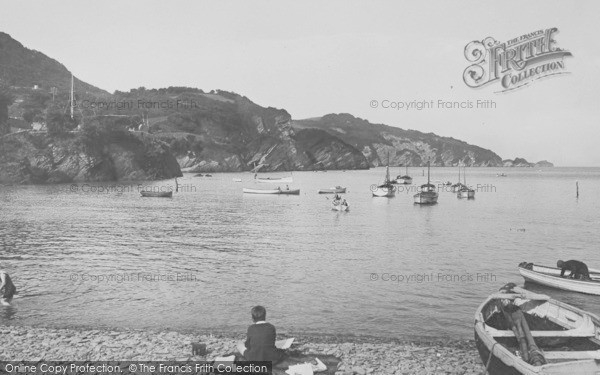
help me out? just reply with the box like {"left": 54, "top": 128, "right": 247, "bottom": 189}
{"left": 1, "top": 167, "right": 599, "bottom": 339}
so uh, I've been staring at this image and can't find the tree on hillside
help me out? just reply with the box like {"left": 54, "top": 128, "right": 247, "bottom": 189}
{"left": 45, "top": 105, "right": 76, "bottom": 135}
{"left": 0, "top": 87, "right": 15, "bottom": 136}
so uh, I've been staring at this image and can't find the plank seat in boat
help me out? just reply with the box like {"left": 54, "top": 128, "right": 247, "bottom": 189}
{"left": 486, "top": 314, "right": 596, "bottom": 338}
{"left": 543, "top": 350, "right": 600, "bottom": 360}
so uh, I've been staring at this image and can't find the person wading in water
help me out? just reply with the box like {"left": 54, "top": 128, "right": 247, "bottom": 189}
{"left": 0, "top": 263, "right": 17, "bottom": 306}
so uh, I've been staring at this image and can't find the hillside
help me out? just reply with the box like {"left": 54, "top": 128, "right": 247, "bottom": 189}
{"left": 0, "top": 31, "right": 547, "bottom": 181}
{"left": 0, "top": 32, "right": 107, "bottom": 95}
{"left": 294, "top": 114, "right": 503, "bottom": 167}
{"left": 106, "top": 88, "right": 369, "bottom": 172}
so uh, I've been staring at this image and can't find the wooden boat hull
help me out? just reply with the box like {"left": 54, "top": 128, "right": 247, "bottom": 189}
{"left": 413, "top": 191, "right": 438, "bottom": 204}
{"left": 393, "top": 177, "right": 412, "bottom": 184}
{"left": 518, "top": 263, "right": 600, "bottom": 295}
{"left": 457, "top": 189, "right": 475, "bottom": 199}
{"left": 372, "top": 186, "right": 395, "bottom": 197}
{"left": 318, "top": 187, "right": 347, "bottom": 194}
{"left": 257, "top": 177, "right": 293, "bottom": 183}
{"left": 243, "top": 188, "right": 300, "bottom": 195}
{"left": 451, "top": 184, "right": 466, "bottom": 193}
{"left": 475, "top": 285, "right": 600, "bottom": 374}
{"left": 140, "top": 191, "right": 173, "bottom": 198}
{"left": 332, "top": 203, "right": 349, "bottom": 211}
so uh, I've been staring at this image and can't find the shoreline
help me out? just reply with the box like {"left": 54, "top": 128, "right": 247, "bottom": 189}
{"left": 1, "top": 324, "right": 485, "bottom": 374}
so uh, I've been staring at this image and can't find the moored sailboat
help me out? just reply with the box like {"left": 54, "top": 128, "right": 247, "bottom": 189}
{"left": 372, "top": 164, "right": 396, "bottom": 197}
{"left": 393, "top": 165, "right": 412, "bottom": 184}
{"left": 413, "top": 162, "right": 438, "bottom": 204}
{"left": 451, "top": 164, "right": 466, "bottom": 193}
{"left": 457, "top": 166, "right": 475, "bottom": 199}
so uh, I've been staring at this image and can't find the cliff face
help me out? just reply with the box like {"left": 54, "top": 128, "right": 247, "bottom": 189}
{"left": 0, "top": 132, "right": 181, "bottom": 184}
{"left": 294, "top": 114, "right": 503, "bottom": 167}
{"left": 142, "top": 89, "right": 369, "bottom": 172}
{"left": 502, "top": 158, "right": 554, "bottom": 167}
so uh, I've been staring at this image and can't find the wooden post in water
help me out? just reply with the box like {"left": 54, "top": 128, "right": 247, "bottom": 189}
{"left": 576, "top": 181, "right": 579, "bottom": 198}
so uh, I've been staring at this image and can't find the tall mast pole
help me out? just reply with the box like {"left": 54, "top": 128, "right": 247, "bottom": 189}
{"left": 70, "top": 74, "right": 74, "bottom": 120}
{"left": 427, "top": 161, "right": 430, "bottom": 184}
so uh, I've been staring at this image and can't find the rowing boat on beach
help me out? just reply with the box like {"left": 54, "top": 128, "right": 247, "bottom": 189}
{"left": 475, "top": 284, "right": 600, "bottom": 374}
{"left": 243, "top": 187, "right": 300, "bottom": 195}
{"left": 518, "top": 262, "right": 600, "bottom": 295}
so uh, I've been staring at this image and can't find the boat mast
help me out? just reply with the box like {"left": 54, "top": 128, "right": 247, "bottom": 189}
{"left": 463, "top": 165, "right": 466, "bottom": 185}
{"left": 427, "top": 161, "right": 431, "bottom": 184}
{"left": 458, "top": 164, "right": 461, "bottom": 183}
{"left": 385, "top": 152, "right": 390, "bottom": 183}
{"left": 70, "top": 74, "right": 74, "bottom": 120}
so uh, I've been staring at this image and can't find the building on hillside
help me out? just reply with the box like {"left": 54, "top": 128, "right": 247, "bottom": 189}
{"left": 31, "top": 122, "right": 46, "bottom": 131}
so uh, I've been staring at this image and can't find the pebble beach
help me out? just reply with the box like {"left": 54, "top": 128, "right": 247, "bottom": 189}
{"left": 0, "top": 325, "right": 485, "bottom": 374}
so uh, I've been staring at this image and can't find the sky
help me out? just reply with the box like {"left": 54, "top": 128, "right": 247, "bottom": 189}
{"left": 1, "top": 0, "right": 599, "bottom": 166}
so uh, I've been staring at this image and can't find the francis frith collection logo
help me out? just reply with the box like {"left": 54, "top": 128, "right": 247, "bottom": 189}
{"left": 463, "top": 28, "right": 572, "bottom": 92}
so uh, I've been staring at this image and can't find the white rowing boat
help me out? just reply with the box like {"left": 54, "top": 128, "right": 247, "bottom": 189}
{"left": 518, "top": 262, "right": 600, "bottom": 295}
{"left": 243, "top": 187, "right": 300, "bottom": 195}
{"left": 256, "top": 176, "right": 293, "bottom": 183}
{"left": 318, "top": 186, "right": 346, "bottom": 194}
{"left": 475, "top": 284, "right": 600, "bottom": 374}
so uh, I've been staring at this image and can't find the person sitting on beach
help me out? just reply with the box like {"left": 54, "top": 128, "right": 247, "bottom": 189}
{"left": 236, "top": 306, "right": 283, "bottom": 364}
{"left": 557, "top": 260, "right": 590, "bottom": 280}
{"left": 0, "top": 263, "right": 17, "bottom": 306}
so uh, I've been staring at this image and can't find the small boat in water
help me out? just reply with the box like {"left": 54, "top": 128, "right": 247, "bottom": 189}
{"left": 518, "top": 262, "right": 600, "bottom": 295}
{"left": 256, "top": 176, "right": 293, "bottom": 183}
{"left": 393, "top": 165, "right": 412, "bottom": 184}
{"left": 331, "top": 199, "right": 349, "bottom": 211}
{"left": 372, "top": 164, "right": 395, "bottom": 197}
{"left": 457, "top": 166, "right": 475, "bottom": 199}
{"left": 141, "top": 190, "right": 173, "bottom": 198}
{"left": 414, "top": 162, "right": 438, "bottom": 204}
{"left": 243, "top": 187, "right": 300, "bottom": 195}
{"left": 475, "top": 284, "right": 600, "bottom": 374}
{"left": 232, "top": 178, "right": 242, "bottom": 182}
{"left": 318, "top": 186, "right": 346, "bottom": 194}
{"left": 451, "top": 165, "right": 466, "bottom": 192}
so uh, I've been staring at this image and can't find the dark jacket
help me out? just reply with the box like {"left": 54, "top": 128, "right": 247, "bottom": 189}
{"left": 244, "top": 322, "right": 282, "bottom": 363}
{"left": 0, "top": 271, "right": 16, "bottom": 299}
{"left": 560, "top": 260, "right": 590, "bottom": 279}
